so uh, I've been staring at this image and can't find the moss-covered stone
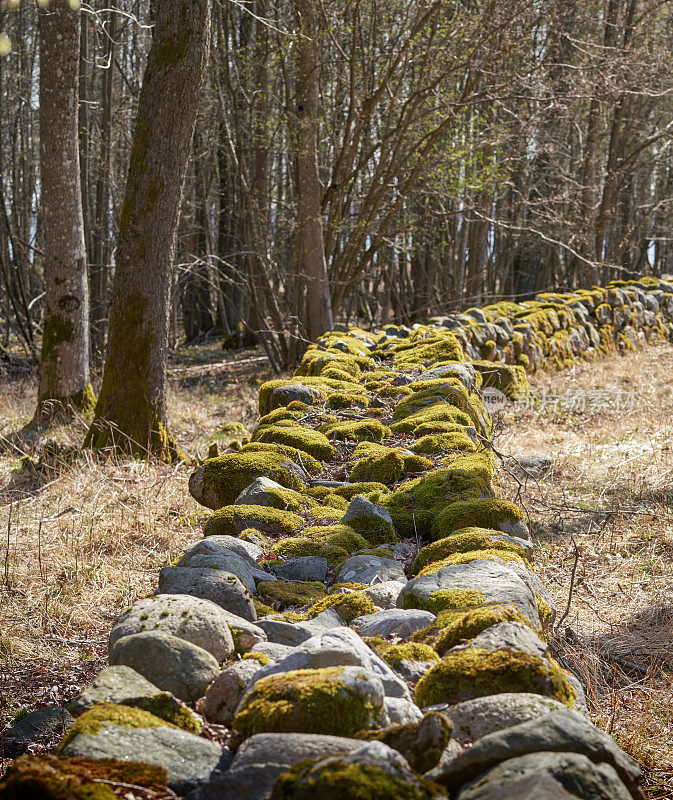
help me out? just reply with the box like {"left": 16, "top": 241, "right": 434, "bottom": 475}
{"left": 233, "top": 666, "right": 382, "bottom": 738}
{"left": 57, "top": 703, "right": 179, "bottom": 753}
{"left": 243, "top": 651, "right": 272, "bottom": 666}
{"left": 195, "top": 451, "right": 310, "bottom": 509}
{"left": 413, "top": 527, "right": 529, "bottom": 573}
{"left": 349, "top": 444, "right": 406, "bottom": 485}
{"left": 409, "top": 432, "right": 477, "bottom": 455}
{"left": 381, "top": 456, "right": 495, "bottom": 538}
{"left": 389, "top": 333, "right": 465, "bottom": 366}
{"left": 257, "top": 580, "right": 327, "bottom": 608}
{"left": 240, "top": 442, "right": 322, "bottom": 474}
{"left": 0, "top": 754, "right": 167, "bottom": 800}
{"left": 392, "top": 381, "right": 487, "bottom": 434}
{"left": 308, "top": 591, "right": 378, "bottom": 622}
{"left": 412, "top": 604, "right": 533, "bottom": 655}
{"left": 253, "top": 423, "right": 336, "bottom": 462}
{"left": 390, "top": 405, "right": 475, "bottom": 436}
{"left": 431, "top": 498, "right": 525, "bottom": 540}
{"left": 333, "top": 482, "right": 390, "bottom": 501}
{"left": 320, "top": 420, "right": 391, "bottom": 443}
{"left": 203, "top": 504, "right": 304, "bottom": 538}
{"left": 124, "top": 692, "right": 202, "bottom": 734}
{"left": 414, "top": 647, "right": 577, "bottom": 709}
{"left": 325, "top": 391, "right": 372, "bottom": 410}
{"left": 471, "top": 362, "right": 529, "bottom": 399}
{"left": 271, "top": 757, "right": 443, "bottom": 800}
{"left": 304, "top": 506, "right": 346, "bottom": 525}
{"left": 269, "top": 537, "right": 350, "bottom": 565}
{"left": 417, "top": 548, "right": 526, "bottom": 576}
{"left": 376, "top": 642, "right": 440, "bottom": 670}
{"left": 303, "top": 487, "right": 349, "bottom": 509}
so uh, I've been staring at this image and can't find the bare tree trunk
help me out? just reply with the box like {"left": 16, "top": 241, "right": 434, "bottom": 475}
{"left": 85, "top": 0, "right": 210, "bottom": 459}
{"left": 36, "top": 0, "right": 93, "bottom": 422}
{"left": 295, "top": 0, "right": 333, "bottom": 340}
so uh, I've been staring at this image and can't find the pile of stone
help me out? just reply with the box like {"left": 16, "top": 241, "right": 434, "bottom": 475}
{"left": 3, "top": 277, "right": 660, "bottom": 799}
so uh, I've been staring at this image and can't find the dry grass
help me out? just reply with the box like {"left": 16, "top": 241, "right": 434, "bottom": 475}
{"left": 496, "top": 343, "right": 673, "bottom": 799}
{"left": 0, "top": 344, "right": 271, "bottom": 739}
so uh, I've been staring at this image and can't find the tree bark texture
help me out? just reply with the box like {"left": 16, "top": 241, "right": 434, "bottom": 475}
{"left": 85, "top": 0, "right": 210, "bottom": 459}
{"left": 36, "top": 0, "right": 93, "bottom": 419}
{"left": 295, "top": 0, "right": 333, "bottom": 341}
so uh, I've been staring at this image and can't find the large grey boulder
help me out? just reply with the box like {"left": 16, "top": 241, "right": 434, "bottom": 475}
{"left": 397, "top": 560, "right": 540, "bottom": 627}
{"left": 384, "top": 697, "right": 424, "bottom": 725}
{"left": 272, "top": 556, "right": 328, "bottom": 583}
{"left": 432, "top": 693, "right": 568, "bottom": 743}
{"left": 197, "top": 660, "right": 261, "bottom": 725}
{"left": 177, "top": 539, "right": 269, "bottom": 592}
{"left": 108, "top": 594, "right": 235, "bottom": 661}
{"left": 61, "top": 718, "right": 231, "bottom": 794}
{"left": 250, "top": 627, "right": 412, "bottom": 700}
{"left": 250, "top": 641, "right": 295, "bottom": 660}
{"left": 109, "top": 631, "right": 220, "bottom": 702}
{"left": 204, "top": 534, "right": 264, "bottom": 561}
{"left": 351, "top": 608, "right": 435, "bottom": 639}
{"left": 425, "top": 709, "right": 642, "bottom": 799}
{"left": 457, "top": 751, "right": 632, "bottom": 800}
{"left": 257, "top": 609, "right": 343, "bottom": 646}
{"left": 335, "top": 553, "right": 405, "bottom": 585}
{"left": 235, "top": 477, "right": 288, "bottom": 507}
{"left": 158, "top": 566, "right": 256, "bottom": 621}
{"left": 186, "top": 733, "right": 364, "bottom": 800}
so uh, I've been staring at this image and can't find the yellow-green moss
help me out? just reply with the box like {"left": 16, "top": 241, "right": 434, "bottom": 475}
{"left": 243, "top": 651, "right": 272, "bottom": 666}
{"left": 390, "top": 405, "right": 475, "bottom": 436}
{"left": 409, "top": 432, "right": 477, "bottom": 455}
{"left": 253, "top": 599, "right": 276, "bottom": 617}
{"left": 272, "top": 759, "right": 442, "bottom": 800}
{"left": 203, "top": 504, "right": 304, "bottom": 538}
{"left": 472, "top": 362, "right": 529, "bottom": 399}
{"left": 414, "top": 527, "right": 529, "bottom": 572}
{"left": 304, "top": 506, "right": 346, "bottom": 525}
{"left": 240, "top": 442, "right": 322, "bottom": 473}
{"left": 392, "top": 381, "right": 487, "bottom": 433}
{"left": 123, "top": 692, "right": 201, "bottom": 734}
{"left": 253, "top": 423, "right": 336, "bottom": 462}
{"left": 389, "top": 334, "right": 465, "bottom": 366}
{"left": 381, "top": 456, "right": 495, "bottom": 538}
{"left": 199, "top": 451, "right": 309, "bottom": 509}
{"left": 378, "top": 642, "right": 440, "bottom": 669}
{"left": 257, "top": 580, "right": 326, "bottom": 608}
{"left": 303, "top": 487, "right": 349, "bottom": 509}
{"left": 58, "top": 703, "right": 178, "bottom": 752}
{"left": 401, "top": 588, "right": 486, "bottom": 615}
{"left": 308, "top": 591, "right": 378, "bottom": 622}
{"left": 412, "top": 604, "right": 533, "bottom": 655}
{"left": 320, "top": 420, "right": 391, "bottom": 443}
{"left": 233, "top": 666, "right": 380, "bottom": 738}
{"left": 431, "top": 498, "right": 524, "bottom": 540}
{"left": 536, "top": 594, "right": 554, "bottom": 628}
{"left": 325, "top": 391, "right": 371, "bottom": 410}
{"left": 417, "top": 548, "right": 526, "bottom": 576}
{"left": 269, "top": 537, "right": 349, "bottom": 565}
{"left": 349, "top": 444, "right": 406, "bottom": 485}
{"left": 414, "top": 647, "right": 576, "bottom": 708}
{"left": 334, "top": 482, "right": 390, "bottom": 500}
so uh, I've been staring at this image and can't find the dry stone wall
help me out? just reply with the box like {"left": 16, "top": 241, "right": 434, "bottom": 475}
{"left": 5, "top": 277, "right": 669, "bottom": 798}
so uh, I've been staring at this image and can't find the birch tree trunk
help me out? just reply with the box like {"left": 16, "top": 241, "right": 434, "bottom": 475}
{"left": 85, "top": 0, "right": 210, "bottom": 459}
{"left": 36, "top": 0, "right": 93, "bottom": 422}
{"left": 295, "top": 0, "right": 333, "bottom": 341}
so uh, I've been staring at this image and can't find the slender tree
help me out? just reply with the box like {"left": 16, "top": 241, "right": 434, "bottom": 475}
{"left": 35, "top": 0, "right": 93, "bottom": 421}
{"left": 85, "top": 0, "right": 210, "bottom": 459}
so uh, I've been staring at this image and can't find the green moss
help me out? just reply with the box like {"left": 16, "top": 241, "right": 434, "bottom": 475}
{"left": 257, "top": 408, "right": 303, "bottom": 427}
{"left": 536, "top": 594, "right": 554, "bottom": 628}
{"left": 471, "top": 362, "right": 530, "bottom": 399}
{"left": 243, "top": 651, "right": 271, "bottom": 666}
{"left": 304, "top": 506, "right": 346, "bottom": 525}
{"left": 240, "top": 442, "right": 322, "bottom": 474}
{"left": 269, "top": 536, "right": 349, "bottom": 565}
{"left": 378, "top": 642, "right": 440, "bottom": 669}
{"left": 203, "top": 504, "right": 303, "bottom": 537}
{"left": 253, "top": 422, "right": 336, "bottom": 462}
{"left": 272, "top": 759, "right": 442, "bottom": 800}
{"left": 125, "top": 692, "right": 201, "bottom": 734}
{"left": 257, "top": 580, "right": 326, "bottom": 608}
{"left": 480, "top": 340, "right": 497, "bottom": 359}
{"left": 308, "top": 591, "right": 378, "bottom": 622}
{"left": 303, "top": 487, "right": 349, "bottom": 509}
{"left": 431, "top": 498, "right": 525, "bottom": 540}
{"left": 0, "top": 754, "right": 167, "bottom": 800}
{"left": 401, "top": 588, "right": 486, "bottom": 615}
{"left": 392, "top": 381, "right": 488, "bottom": 434}
{"left": 414, "top": 527, "right": 528, "bottom": 572}
{"left": 417, "top": 548, "right": 526, "bottom": 576}
{"left": 390, "top": 405, "right": 475, "bottom": 436}
{"left": 320, "top": 420, "right": 391, "bottom": 443}
{"left": 389, "top": 334, "right": 465, "bottom": 366}
{"left": 58, "top": 703, "right": 178, "bottom": 752}
{"left": 197, "top": 451, "right": 311, "bottom": 509}
{"left": 381, "top": 456, "right": 495, "bottom": 538}
{"left": 413, "top": 604, "right": 533, "bottom": 655}
{"left": 253, "top": 599, "right": 276, "bottom": 617}
{"left": 349, "top": 444, "right": 405, "bottom": 485}
{"left": 409, "top": 432, "right": 476, "bottom": 455}
{"left": 233, "top": 666, "right": 381, "bottom": 738}
{"left": 414, "top": 647, "right": 576, "bottom": 709}
{"left": 258, "top": 378, "right": 360, "bottom": 415}
{"left": 325, "top": 391, "right": 371, "bottom": 410}
{"left": 333, "top": 482, "right": 390, "bottom": 500}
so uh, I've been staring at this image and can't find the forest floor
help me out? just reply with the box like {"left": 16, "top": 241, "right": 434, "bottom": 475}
{"left": 0, "top": 340, "right": 672, "bottom": 797}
